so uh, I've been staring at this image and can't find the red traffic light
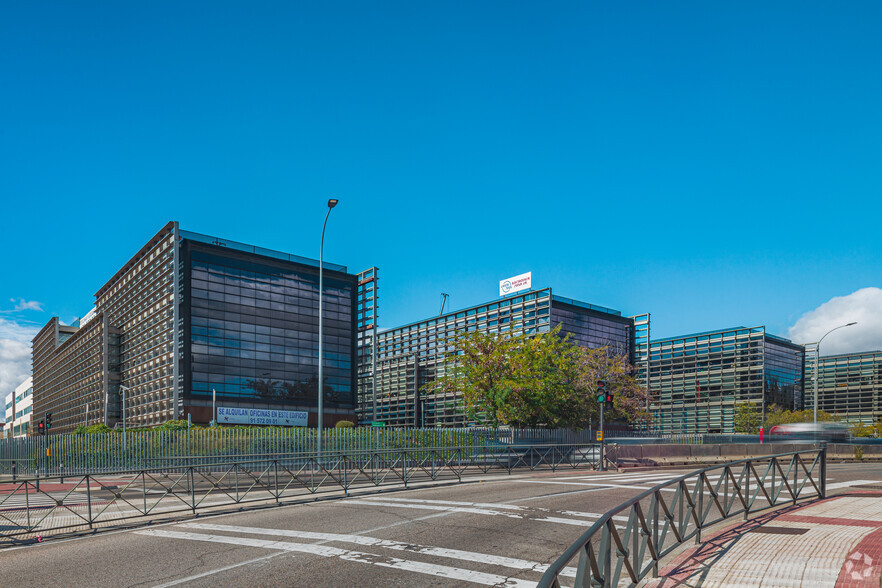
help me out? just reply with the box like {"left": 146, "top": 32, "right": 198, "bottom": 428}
{"left": 606, "top": 393, "right": 613, "bottom": 403}
{"left": 596, "top": 380, "right": 606, "bottom": 389}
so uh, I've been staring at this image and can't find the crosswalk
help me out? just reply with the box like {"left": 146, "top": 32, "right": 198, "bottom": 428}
{"left": 138, "top": 522, "right": 575, "bottom": 587}
{"left": 129, "top": 469, "right": 882, "bottom": 587}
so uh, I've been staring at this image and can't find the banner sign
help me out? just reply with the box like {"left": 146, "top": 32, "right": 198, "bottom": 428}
{"left": 499, "top": 272, "right": 532, "bottom": 296}
{"left": 217, "top": 406, "right": 308, "bottom": 427}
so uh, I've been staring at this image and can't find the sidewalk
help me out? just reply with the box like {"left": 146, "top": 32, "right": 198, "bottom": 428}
{"left": 642, "top": 491, "right": 882, "bottom": 588}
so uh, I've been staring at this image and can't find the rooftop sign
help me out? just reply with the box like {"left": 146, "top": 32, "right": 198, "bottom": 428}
{"left": 499, "top": 272, "right": 532, "bottom": 297}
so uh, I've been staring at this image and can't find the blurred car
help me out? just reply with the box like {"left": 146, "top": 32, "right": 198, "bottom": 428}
{"left": 767, "top": 422, "right": 850, "bottom": 442}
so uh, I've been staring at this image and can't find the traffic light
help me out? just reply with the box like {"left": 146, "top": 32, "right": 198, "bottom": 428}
{"left": 596, "top": 380, "right": 606, "bottom": 403}
{"left": 38, "top": 420, "right": 45, "bottom": 435}
{"left": 45, "top": 413, "right": 52, "bottom": 431}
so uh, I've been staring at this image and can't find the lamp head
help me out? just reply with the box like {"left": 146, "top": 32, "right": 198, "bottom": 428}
{"left": 847, "top": 322, "right": 857, "bottom": 326}
{"left": 328, "top": 199, "right": 339, "bottom": 209}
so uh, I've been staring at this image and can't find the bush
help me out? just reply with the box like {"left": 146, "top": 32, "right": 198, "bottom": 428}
{"left": 155, "top": 419, "right": 190, "bottom": 431}
{"left": 335, "top": 420, "right": 355, "bottom": 428}
{"left": 850, "top": 422, "right": 875, "bottom": 438}
{"left": 73, "top": 423, "right": 115, "bottom": 435}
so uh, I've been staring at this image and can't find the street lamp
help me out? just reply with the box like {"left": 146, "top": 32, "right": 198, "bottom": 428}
{"left": 317, "top": 198, "right": 338, "bottom": 454}
{"left": 813, "top": 322, "right": 857, "bottom": 424}
{"left": 119, "top": 385, "right": 130, "bottom": 433}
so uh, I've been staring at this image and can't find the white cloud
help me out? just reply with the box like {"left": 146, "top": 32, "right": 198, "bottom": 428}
{"left": 0, "top": 318, "right": 39, "bottom": 397}
{"left": 8, "top": 298, "right": 43, "bottom": 312}
{"left": 788, "top": 288, "right": 882, "bottom": 355}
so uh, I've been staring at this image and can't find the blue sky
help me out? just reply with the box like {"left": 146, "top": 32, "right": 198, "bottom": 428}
{"left": 2, "top": 2, "right": 881, "bottom": 392}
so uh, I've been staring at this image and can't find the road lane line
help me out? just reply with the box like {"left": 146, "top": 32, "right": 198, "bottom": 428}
{"left": 354, "top": 496, "right": 528, "bottom": 510}
{"left": 180, "top": 522, "right": 578, "bottom": 578}
{"left": 137, "top": 529, "right": 539, "bottom": 587}
{"left": 516, "top": 480, "right": 652, "bottom": 489}
{"left": 353, "top": 500, "right": 526, "bottom": 517}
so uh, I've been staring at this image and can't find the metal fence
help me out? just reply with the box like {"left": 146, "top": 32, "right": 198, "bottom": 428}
{"left": 0, "top": 442, "right": 602, "bottom": 544}
{"left": 0, "top": 427, "right": 600, "bottom": 477}
{"left": 537, "top": 446, "right": 826, "bottom": 587}
{"left": 0, "top": 427, "right": 593, "bottom": 478}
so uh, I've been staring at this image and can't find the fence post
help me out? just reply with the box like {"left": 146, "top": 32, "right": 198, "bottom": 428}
{"left": 819, "top": 443, "right": 827, "bottom": 499}
{"left": 86, "top": 474, "right": 93, "bottom": 529}
{"left": 189, "top": 466, "right": 196, "bottom": 514}
{"left": 11, "top": 460, "right": 15, "bottom": 481}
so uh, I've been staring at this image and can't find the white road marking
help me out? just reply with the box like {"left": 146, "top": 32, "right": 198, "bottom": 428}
{"left": 351, "top": 498, "right": 619, "bottom": 527}
{"left": 356, "top": 496, "right": 527, "bottom": 510}
{"left": 180, "top": 522, "right": 578, "bottom": 578}
{"left": 554, "top": 472, "right": 684, "bottom": 483}
{"left": 355, "top": 500, "right": 523, "bottom": 518}
{"left": 560, "top": 511, "right": 631, "bottom": 522}
{"left": 137, "top": 529, "right": 539, "bottom": 587}
{"left": 824, "top": 480, "right": 880, "bottom": 491}
{"left": 516, "top": 480, "right": 653, "bottom": 490}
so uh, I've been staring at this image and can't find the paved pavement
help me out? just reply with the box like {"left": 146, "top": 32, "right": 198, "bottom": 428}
{"left": 1, "top": 463, "right": 880, "bottom": 587}
{"left": 643, "top": 488, "right": 882, "bottom": 588}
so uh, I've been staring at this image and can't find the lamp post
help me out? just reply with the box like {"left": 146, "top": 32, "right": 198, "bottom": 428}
{"left": 318, "top": 198, "right": 339, "bottom": 454}
{"left": 119, "top": 384, "right": 130, "bottom": 452}
{"left": 119, "top": 385, "right": 130, "bottom": 433}
{"left": 813, "top": 322, "right": 857, "bottom": 424}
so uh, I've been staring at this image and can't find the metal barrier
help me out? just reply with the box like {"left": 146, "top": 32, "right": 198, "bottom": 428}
{"left": 0, "top": 443, "right": 600, "bottom": 544}
{"left": 0, "top": 427, "right": 599, "bottom": 476}
{"left": 538, "top": 446, "right": 826, "bottom": 588}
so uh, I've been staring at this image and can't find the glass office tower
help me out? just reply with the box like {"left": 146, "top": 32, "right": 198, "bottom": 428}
{"left": 648, "top": 326, "right": 804, "bottom": 434}
{"left": 808, "top": 350, "right": 882, "bottom": 425}
{"left": 33, "top": 222, "right": 358, "bottom": 433}
{"left": 359, "top": 288, "right": 637, "bottom": 427}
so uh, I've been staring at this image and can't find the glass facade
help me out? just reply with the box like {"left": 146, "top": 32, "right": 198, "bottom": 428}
{"left": 648, "top": 326, "right": 804, "bottom": 434}
{"left": 184, "top": 242, "right": 357, "bottom": 412}
{"left": 33, "top": 223, "right": 359, "bottom": 433}
{"left": 359, "top": 289, "right": 636, "bottom": 426}
{"left": 809, "top": 350, "right": 882, "bottom": 425}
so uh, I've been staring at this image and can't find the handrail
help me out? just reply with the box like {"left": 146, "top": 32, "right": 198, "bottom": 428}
{"left": 538, "top": 445, "right": 826, "bottom": 588}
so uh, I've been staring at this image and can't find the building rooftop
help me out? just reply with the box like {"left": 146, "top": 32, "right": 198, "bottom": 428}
{"left": 652, "top": 326, "right": 796, "bottom": 345}
{"left": 181, "top": 229, "right": 347, "bottom": 273}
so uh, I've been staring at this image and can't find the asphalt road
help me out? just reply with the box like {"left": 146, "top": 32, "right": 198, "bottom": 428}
{"left": 3, "top": 463, "right": 880, "bottom": 587}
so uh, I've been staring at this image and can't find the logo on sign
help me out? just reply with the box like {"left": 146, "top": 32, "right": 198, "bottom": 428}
{"left": 499, "top": 272, "right": 532, "bottom": 297}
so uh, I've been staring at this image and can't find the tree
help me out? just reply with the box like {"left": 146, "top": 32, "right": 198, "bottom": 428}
{"left": 764, "top": 408, "right": 838, "bottom": 428}
{"left": 425, "top": 325, "right": 648, "bottom": 429}
{"left": 734, "top": 402, "right": 761, "bottom": 433}
{"left": 851, "top": 422, "right": 875, "bottom": 438}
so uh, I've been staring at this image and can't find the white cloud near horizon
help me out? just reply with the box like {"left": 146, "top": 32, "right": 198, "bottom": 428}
{"left": 0, "top": 317, "right": 38, "bottom": 397}
{"left": 788, "top": 287, "right": 882, "bottom": 355}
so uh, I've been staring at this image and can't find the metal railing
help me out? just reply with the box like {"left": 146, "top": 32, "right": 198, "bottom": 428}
{"left": 0, "top": 442, "right": 601, "bottom": 544}
{"left": 0, "top": 427, "right": 599, "bottom": 477}
{"left": 538, "top": 446, "right": 826, "bottom": 588}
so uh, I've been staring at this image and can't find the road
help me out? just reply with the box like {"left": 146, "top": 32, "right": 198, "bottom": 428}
{"left": 2, "top": 463, "right": 880, "bottom": 587}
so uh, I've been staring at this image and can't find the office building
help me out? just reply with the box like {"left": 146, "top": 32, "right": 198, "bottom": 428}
{"left": 808, "top": 350, "right": 882, "bottom": 425}
{"left": 33, "top": 222, "right": 358, "bottom": 434}
{"left": 647, "top": 326, "right": 805, "bottom": 434}
{"left": 357, "top": 288, "right": 638, "bottom": 426}
{"left": 3, "top": 376, "right": 33, "bottom": 438}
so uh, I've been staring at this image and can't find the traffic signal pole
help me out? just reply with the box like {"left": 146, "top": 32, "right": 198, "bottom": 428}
{"left": 599, "top": 399, "right": 606, "bottom": 471}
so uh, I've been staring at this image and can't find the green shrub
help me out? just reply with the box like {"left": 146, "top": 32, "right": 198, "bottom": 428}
{"left": 73, "top": 423, "right": 115, "bottom": 434}
{"left": 155, "top": 419, "right": 190, "bottom": 431}
{"left": 335, "top": 420, "right": 355, "bottom": 428}
{"left": 855, "top": 446, "right": 865, "bottom": 461}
